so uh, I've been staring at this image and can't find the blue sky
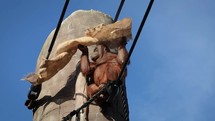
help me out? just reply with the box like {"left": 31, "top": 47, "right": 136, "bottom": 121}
{"left": 0, "top": 0, "right": 215, "bottom": 121}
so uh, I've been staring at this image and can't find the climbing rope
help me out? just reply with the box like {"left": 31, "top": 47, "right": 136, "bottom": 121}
{"left": 117, "top": 0, "right": 154, "bottom": 82}
{"left": 46, "top": 0, "right": 70, "bottom": 59}
{"left": 114, "top": 0, "right": 125, "bottom": 22}
{"left": 63, "top": 0, "right": 154, "bottom": 120}
{"left": 24, "top": 0, "right": 70, "bottom": 110}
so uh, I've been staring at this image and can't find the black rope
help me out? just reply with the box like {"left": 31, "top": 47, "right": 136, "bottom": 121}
{"left": 63, "top": 81, "right": 116, "bottom": 121}
{"left": 46, "top": 0, "right": 70, "bottom": 59}
{"left": 117, "top": 0, "right": 154, "bottom": 83}
{"left": 62, "top": 0, "right": 154, "bottom": 120}
{"left": 119, "top": 84, "right": 129, "bottom": 121}
{"left": 25, "top": 0, "right": 70, "bottom": 110}
{"left": 114, "top": 0, "right": 125, "bottom": 22}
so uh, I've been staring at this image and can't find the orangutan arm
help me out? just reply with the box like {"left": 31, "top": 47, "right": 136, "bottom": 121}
{"left": 117, "top": 39, "right": 128, "bottom": 65}
{"left": 78, "top": 45, "right": 90, "bottom": 76}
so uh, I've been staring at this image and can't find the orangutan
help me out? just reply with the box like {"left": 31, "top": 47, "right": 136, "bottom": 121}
{"left": 78, "top": 39, "right": 128, "bottom": 101}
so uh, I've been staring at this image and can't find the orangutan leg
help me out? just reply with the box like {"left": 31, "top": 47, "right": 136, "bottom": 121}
{"left": 87, "top": 84, "right": 100, "bottom": 98}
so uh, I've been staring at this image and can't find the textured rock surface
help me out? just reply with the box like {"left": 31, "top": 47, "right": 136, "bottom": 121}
{"left": 33, "top": 10, "right": 129, "bottom": 121}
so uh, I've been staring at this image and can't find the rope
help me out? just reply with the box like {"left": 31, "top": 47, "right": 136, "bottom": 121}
{"left": 114, "top": 0, "right": 125, "bottom": 22}
{"left": 63, "top": 0, "right": 154, "bottom": 120}
{"left": 46, "top": 0, "right": 70, "bottom": 59}
{"left": 25, "top": 0, "right": 70, "bottom": 110}
{"left": 119, "top": 85, "right": 129, "bottom": 121}
{"left": 117, "top": 0, "right": 154, "bottom": 83}
{"left": 62, "top": 81, "right": 117, "bottom": 121}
